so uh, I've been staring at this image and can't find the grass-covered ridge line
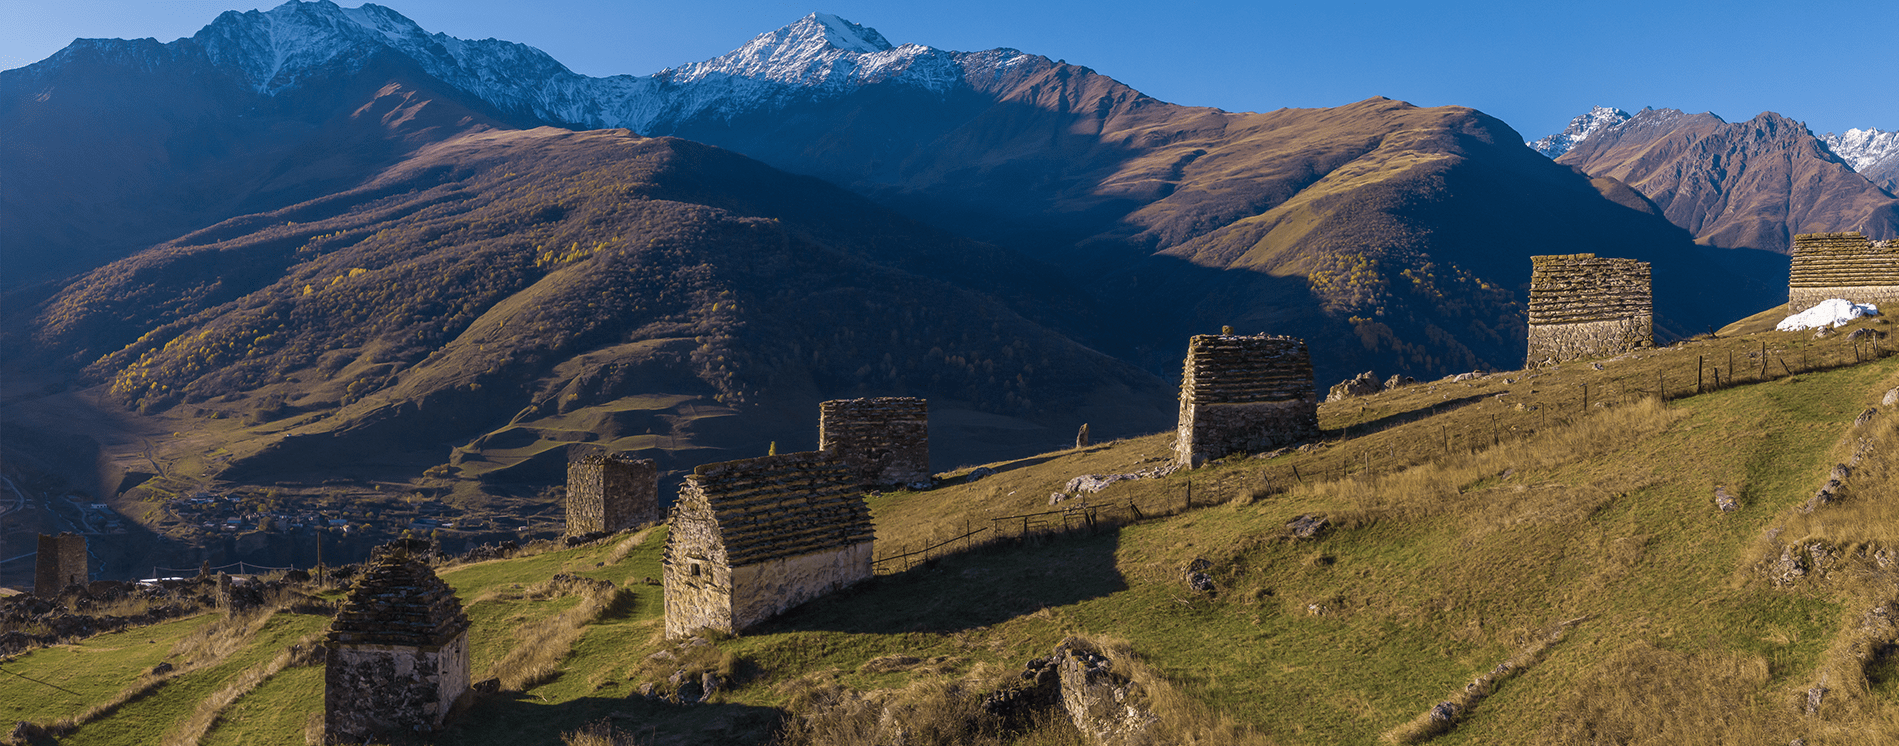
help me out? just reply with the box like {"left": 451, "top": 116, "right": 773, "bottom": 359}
{"left": 6, "top": 318, "right": 1895, "bottom": 745}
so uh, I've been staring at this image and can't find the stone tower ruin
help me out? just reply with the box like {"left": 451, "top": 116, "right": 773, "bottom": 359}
{"left": 565, "top": 453, "right": 660, "bottom": 535}
{"left": 663, "top": 451, "right": 874, "bottom": 638}
{"left": 324, "top": 545, "right": 471, "bottom": 743}
{"left": 1788, "top": 232, "right": 1899, "bottom": 310}
{"left": 32, "top": 533, "right": 87, "bottom": 597}
{"left": 1526, "top": 254, "right": 1653, "bottom": 365}
{"left": 1174, "top": 334, "right": 1319, "bottom": 468}
{"left": 818, "top": 397, "right": 929, "bottom": 487}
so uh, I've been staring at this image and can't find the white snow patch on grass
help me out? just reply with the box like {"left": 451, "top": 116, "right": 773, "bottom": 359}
{"left": 1777, "top": 299, "right": 1880, "bottom": 331}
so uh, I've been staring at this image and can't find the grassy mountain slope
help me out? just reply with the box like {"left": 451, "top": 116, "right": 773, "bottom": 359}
{"left": 14, "top": 126, "right": 1168, "bottom": 512}
{"left": 674, "top": 76, "right": 1790, "bottom": 381}
{"left": 1558, "top": 110, "right": 1899, "bottom": 253}
{"left": 8, "top": 316, "right": 1894, "bottom": 745}
{"left": 0, "top": 42, "right": 511, "bottom": 288}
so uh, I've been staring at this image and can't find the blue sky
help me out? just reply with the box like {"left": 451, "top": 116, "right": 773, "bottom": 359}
{"left": 3, "top": 0, "right": 1893, "bottom": 140}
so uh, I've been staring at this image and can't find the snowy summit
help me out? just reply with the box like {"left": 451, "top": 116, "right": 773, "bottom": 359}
{"left": 1528, "top": 106, "right": 1632, "bottom": 158}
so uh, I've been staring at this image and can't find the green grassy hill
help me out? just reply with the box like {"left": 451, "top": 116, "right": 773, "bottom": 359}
{"left": 5, "top": 315, "right": 1896, "bottom": 745}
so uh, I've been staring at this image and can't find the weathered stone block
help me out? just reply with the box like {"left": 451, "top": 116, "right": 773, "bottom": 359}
{"left": 663, "top": 451, "right": 874, "bottom": 638}
{"left": 819, "top": 397, "right": 930, "bottom": 487}
{"left": 33, "top": 533, "right": 86, "bottom": 597}
{"left": 1526, "top": 254, "right": 1652, "bottom": 365}
{"left": 1175, "top": 334, "right": 1318, "bottom": 468}
{"left": 324, "top": 547, "right": 470, "bottom": 743}
{"left": 565, "top": 453, "right": 659, "bottom": 535}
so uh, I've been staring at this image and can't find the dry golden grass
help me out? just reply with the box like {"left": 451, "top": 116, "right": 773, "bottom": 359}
{"left": 1382, "top": 617, "right": 1582, "bottom": 744}
{"left": 560, "top": 719, "right": 651, "bottom": 746}
{"left": 1074, "top": 635, "right": 1278, "bottom": 746}
{"left": 487, "top": 574, "right": 626, "bottom": 690}
{"left": 20, "top": 602, "right": 293, "bottom": 742}
{"left": 160, "top": 632, "right": 325, "bottom": 746}
{"left": 775, "top": 672, "right": 1014, "bottom": 746}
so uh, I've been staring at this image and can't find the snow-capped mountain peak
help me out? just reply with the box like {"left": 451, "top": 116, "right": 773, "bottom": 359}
{"left": 22, "top": 3, "right": 1038, "bottom": 138}
{"left": 1820, "top": 128, "right": 1899, "bottom": 173}
{"left": 810, "top": 12, "right": 894, "bottom": 54}
{"left": 1528, "top": 105, "right": 1632, "bottom": 158}
{"left": 658, "top": 12, "right": 919, "bottom": 88}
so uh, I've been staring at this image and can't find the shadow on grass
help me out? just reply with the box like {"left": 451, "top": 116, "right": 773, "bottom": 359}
{"left": 761, "top": 527, "right": 1129, "bottom": 634}
{"left": 1326, "top": 393, "right": 1487, "bottom": 440}
{"left": 445, "top": 691, "right": 782, "bottom": 746}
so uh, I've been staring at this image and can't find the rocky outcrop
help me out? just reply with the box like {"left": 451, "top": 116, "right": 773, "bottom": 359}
{"left": 1327, "top": 372, "right": 1381, "bottom": 402}
{"left": 1055, "top": 639, "right": 1158, "bottom": 746}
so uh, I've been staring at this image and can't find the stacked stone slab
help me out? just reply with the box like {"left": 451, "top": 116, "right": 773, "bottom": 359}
{"left": 1788, "top": 232, "right": 1899, "bottom": 310}
{"left": 819, "top": 397, "right": 930, "bottom": 487}
{"left": 1174, "top": 334, "right": 1319, "bottom": 468}
{"left": 324, "top": 547, "right": 471, "bottom": 743}
{"left": 1526, "top": 254, "right": 1653, "bottom": 365}
{"left": 663, "top": 451, "right": 874, "bottom": 638}
{"left": 565, "top": 453, "right": 659, "bottom": 534}
{"left": 32, "top": 533, "right": 87, "bottom": 597}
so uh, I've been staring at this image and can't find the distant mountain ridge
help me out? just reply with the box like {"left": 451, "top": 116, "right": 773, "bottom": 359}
{"left": 1, "top": 2, "right": 1796, "bottom": 513}
{"left": 1534, "top": 107, "right": 1899, "bottom": 253}
{"left": 1527, "top": 105, "right": 1630, "bottom": 158}
{"left": 1820, "top": 127, "right": 1899, "bottom": 193}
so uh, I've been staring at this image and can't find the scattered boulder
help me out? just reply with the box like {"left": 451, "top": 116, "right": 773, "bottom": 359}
{"left": 700, "top": 672, "right": 723, "bottom": 699}
{"left": 1049, "top": 492, "right": 1070, "bottom": 506}
{"left": 1287, "top": 514, "right": 1329, "bottom": 539}
{"left": 1076, "top": 423, "right": 1091, "bottom": 448}
{"left": 1327, "top": 372, "right": 1381, "bottom": 402}
{"left": 1771, "top": 546, "right": 1808, "bottom": 586}
{"left": 1714, "top": 487, "right": 1739, "bottom": 513}
{"left": 1802, "top": 478, "right": 1844, "bottom": 513}
{"left": 1855, "top": 408, "right": 1878, "bottom": 427}
{"left": 1384, "top": 374, "right": 1416, "bottom": 390}
{"left": 473, "top": 677, "right": 501, "bottom": 694}
{"left": 1430, "top": 701, "right": 1460, "bottom": 722}
{"left": 982, "top": 656, "right": 1060, "bottom": 730}
{"left": 1055, "top": 640, "right": 1157, "bottom": 746}
{"left": 150, "top": 661, "right": 174, "bottom": 676}
{"left": 1452, "top": 370, "right": 1486, "bottom": 382}
{"left": 1805, "top": 681, "right": 1828, "bottom": 715}
{"left": 1187, "top": 572, "right": 1215, "bottom": 593}
{"left": 964, "top": 466, "right": 996, "bottom": 483}
{"left": 1884, "top": 387, "right": 1898, "bottom": 408}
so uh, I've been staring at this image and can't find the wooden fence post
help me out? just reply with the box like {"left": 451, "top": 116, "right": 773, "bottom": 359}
{"left": 1697, "top": 356, "right": 1704, "bottom": 393}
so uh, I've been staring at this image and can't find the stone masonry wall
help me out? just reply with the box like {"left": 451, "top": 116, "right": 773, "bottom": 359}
{"left": 1788, "top": 232, "right": 1899, "bottom": 310}
{"left": 1174, "top": 335, "right": 1318, "bottom": 468}
{"left": 33, "top": 533, "right": 86, "bottom": 597}
{"left": 1526, "top": 254, "right": 1652, "bottom": 365}
{"left": 819, "top": 397, "right": 930, "bottom": 487}
{"left": 663, "top": 451, "right": 874, "bottom": 638}
{"left": 324, "top": 638, "right": 468, "bottom": 743}
{"left": 565, "top": 454, "right": 659, "bottom": 534}
{"left": 325, "top": 550, "right": 470, "bottom": 742}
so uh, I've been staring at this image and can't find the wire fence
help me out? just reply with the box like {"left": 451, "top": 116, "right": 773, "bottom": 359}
{"left": 869, "top": 332, "right": 1896, "bottom": 575}
{"left": 146, "top": 561, "right": 294, "bottom": 579}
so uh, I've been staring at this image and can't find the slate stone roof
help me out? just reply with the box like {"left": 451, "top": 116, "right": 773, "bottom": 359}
{"left": 1180, "top": 335, "right": 1315, "bottom": 405}
{"left": 682, "top": 451, "right": 874, "bottom": 567}
{"left": 1790, "top": 232, "right": 1899, "bottom": 287}
{"left": 327, "top": 549, "right": 469, "bottom": 647}
{"left": 1527, "top": 254, "right": 1652, "bottom": 326}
